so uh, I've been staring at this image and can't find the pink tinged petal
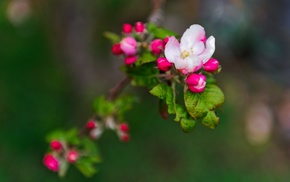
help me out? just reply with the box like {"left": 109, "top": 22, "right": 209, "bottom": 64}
{"left": 180, "top": 24, "right": 205, "bottom": 51}
{"left": 199, "top": 36, "right": 215, "bottom": 64}
{"left": 164, "top": 36, "right": 181, "bottom": 63}
{"left": 184, "top": 55, "right": 203, "bottom": 73}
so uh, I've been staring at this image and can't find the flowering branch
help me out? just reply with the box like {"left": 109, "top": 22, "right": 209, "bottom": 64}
{"left": 43, "top": 2, "right": 225, "bottom": 178}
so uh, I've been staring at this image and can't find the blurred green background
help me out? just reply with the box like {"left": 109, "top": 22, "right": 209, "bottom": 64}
{"left": 1, "top": 0, "right": 290, "bottom": 181}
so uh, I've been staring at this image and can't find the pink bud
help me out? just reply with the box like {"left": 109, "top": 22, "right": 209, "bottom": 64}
{"left": 124, "top": 55, "right": 138, "bottom": 65}
{"left": 50, "top": 140, "right": 62, "bottom": 151}
{"left": 111, "top": 43, "right": 123, "bottom": 55}
{"left": 135, "top": 21, "right": 145, "bottom": 33}
{"left": 122, "top": 23, "right": 132, "bottom": 34}
{"left": 203, "top": 58, "right": 219, "bottom": 72}
{"left": 43, "top": 154, "right": 59, "bottom": 172}
{"left": 119, "top": 123, "right": 129, "bottom": 132}
{"left": 186, "top": 73, "right": 206, "bottom": 93}
{"left": 120, "top": 133, "right": 130, "bottom": 142}
{"left": 86, "top": 120, "right": 97, "bottom": 129}
{"left": 120, "top": 37, "right": 137, "bottom": 55}
{"left": 150, "top": 39, "right": 164, "bottom": 55}
{"left": 66, "top": 150, "right": 79, "bottom": 163}
{"left": 163, "top": 37, "right": 169, "bottom": 47}
{"left": 157, "top": 57, "right": 172, "bottom": 72}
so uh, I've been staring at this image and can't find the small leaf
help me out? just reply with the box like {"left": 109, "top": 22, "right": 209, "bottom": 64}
{"left": 125, "top": 62, "right": 159, "bottom": 88}
{"left": 184, "top": 84, "right": 224, "bottom": 120}
{"left": 114, "top": 95, "right": 137, "bottom": 120}
{"left": 174, "top": 104, "right": 187, "bottom": 122}
{"left": 137, "top": 52, "right": 157, "bottom": 65}
{"left": 180, "top": 118, "right": 196, "bottom": 133}
{"left": 75, "top": 158, "right": 99, "bottom": 178}
{"left": 93, "top": 96, "right": 115, "bottom": 116}
{"left": 103, "top": 31, "right": 121, "bottom": 43}
{"left": 149, "top": 83, "right": 174, "bottom": 114}
{"left": 202, "top": 111, "right": 219, "bottom": 129}
{"left": 147, "top": 23, "right": 178, "bottom": 39}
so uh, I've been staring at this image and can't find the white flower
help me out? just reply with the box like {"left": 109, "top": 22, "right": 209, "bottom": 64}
{"left": 164, "top": 24, "right": 215, "bottom": 74}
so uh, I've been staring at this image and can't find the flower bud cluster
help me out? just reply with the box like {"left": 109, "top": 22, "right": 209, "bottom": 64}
{"left": 43, "top": 139, "right": 80, "bottom": 172}
{"left": 111, "top": 23, "right": 222, "bottom": 94}
{"left": 111, "top": 22, "right": 147, "bottom": 65}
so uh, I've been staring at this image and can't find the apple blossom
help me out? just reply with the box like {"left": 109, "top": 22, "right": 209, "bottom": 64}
{"left": 157, "top": 57, "right": 172, "bottom": 72}
{"left": 120, "top": 37, "right": 137, "bottom": 55}
{"left": 203, "top": 58, "right": 219, "bottom": 72}
{"left": 164, "top": 24, "right": 215, "bottom": 74}
{"left": 43, "top": 154, "right": 59, "bottom": 172}
{"left": 186, "top": 73, "right": 206, "bottom": 93}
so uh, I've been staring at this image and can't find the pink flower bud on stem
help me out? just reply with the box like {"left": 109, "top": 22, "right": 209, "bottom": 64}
{"left": 86, "top": 120, "right": 97, "bottom": 129}
{"left": 120, "top": 37, "right": 137, "bottom": 55}
{"left": 120, "top": 133, "right": 130, "bottom": 142}
{"left": 124, "top": 55, "right": 138, "bottom": 65}
{"left": 122, "top": 23, "right": 133, "bottom": 34}
{"left": 150, "top": 39, "right": 164, "bottom": 55}
{"left": 111, "top": 43, "right": 123, "bottom": 55}
{"left": 66, "top": 150, "right": 79, "bottom": 163}
{"left": 135, "top": 21, "right": 145, "bottom": 33}
{"left": 50, "top": 140, "right": 62, "bottom": 151}
{"left": 157, "top": 57, "right": 172, "bottom": 72}
{"left": 203, "top": 58, "right": 219, "bottom": 72}
{"left": 119, "top": 123, "right": 129, "bottom": 132}
{"left": 186, "top": 73, "right": 206, "bottom": 93}
{"left": 43, "top": 154, "right": 59, "bottom": 172}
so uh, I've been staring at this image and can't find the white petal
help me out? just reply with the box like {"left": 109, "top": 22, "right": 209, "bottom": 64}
{"left": 192, "top": 41, "right": 205, "bottom": 55}
{"left": 180, "top": 24, "right": 205, "bottom": 51}
{"left": 164, "top": 36, "right": 181, "bottom": 63}
{"left": 184, "top": 55, "right": 203, "bottom": 73}
{"left": 199, "top": 36, "right": 215, "bottom": 64}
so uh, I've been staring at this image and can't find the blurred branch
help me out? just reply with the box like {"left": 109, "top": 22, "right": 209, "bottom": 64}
{"left": 107, "top": 77, "right": 131, "bottom": 101}
{"left": 148, "top": 0, "right": 166, "bottom": 25}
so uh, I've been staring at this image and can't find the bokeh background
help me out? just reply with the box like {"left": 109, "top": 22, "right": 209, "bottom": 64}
{"left": 1, "top": 0, "right": 290, "bottom": 181}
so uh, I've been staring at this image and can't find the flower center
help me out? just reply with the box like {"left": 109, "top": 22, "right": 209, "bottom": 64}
{"left": 181, "top": 50, "right": 190, "bottom": 59}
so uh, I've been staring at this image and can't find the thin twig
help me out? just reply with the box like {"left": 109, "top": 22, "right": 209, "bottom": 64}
{"left": 107, "top": 76, "right": 131, "bottom": 101}
{"left": 148, "top": 0, "right": 166, "bottom": 26}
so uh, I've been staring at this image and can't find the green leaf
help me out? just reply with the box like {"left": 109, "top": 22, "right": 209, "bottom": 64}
{"left": 65, "top": 128, "right": 80, "bottom": 145}
{"left": 202, "top": 111, "right": 219, "bottom": 129}
{"left": 103, "top": 31, "right": 121, "bottom": 43}
{"left": 75, "top": 157, "right": 99, "bottom": 178}
{"left": 149, "top": 83, "right": 175, "bottom": 114}
{"left": 114, "top": 95, "right": 136, "bottom": 120}
{"left": 184, "top": 84, "right": 224, "bottom": 128}
{"left": 136, "top": 52, "right": 157, "bottom": 65}
{"left": 174, "top": 104, "right": 187, "bottom": 122}
{"left": 180, "top": 118, "right": 196, "bottom": 133}
{"left": 93, "top": 96, "right": 115, "bottom": 116}
{"left": 125, "top": 62, "right": 159, "bottom": 88}
{"left": 147, "top": 23, "right": 178, "bottom": 39}
{"left": 46, "top": 128, "right": 79, "bottom": 145}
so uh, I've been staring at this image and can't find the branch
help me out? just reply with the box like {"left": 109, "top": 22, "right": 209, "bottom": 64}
{"left": 107, "top": 76, "right": 131, "bottom": 101}
{"left": 148, "top": 0, "right": 166, "bottom": 26}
